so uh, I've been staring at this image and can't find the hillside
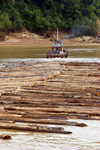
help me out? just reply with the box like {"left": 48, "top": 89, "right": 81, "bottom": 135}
{"left": 0, "top": 0, "right": 100, "bottom": 39}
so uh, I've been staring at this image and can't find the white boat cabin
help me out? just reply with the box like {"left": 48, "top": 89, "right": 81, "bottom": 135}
{"left": 52, "top": 40, "right": 64, "bottom": 54}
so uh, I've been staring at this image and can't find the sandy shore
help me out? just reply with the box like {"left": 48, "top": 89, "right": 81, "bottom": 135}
{"left": 0, "top": 35, "right": 98, "bottom": 46}
{"left": 0, "top": 37, "right": 78, "bottom": 46}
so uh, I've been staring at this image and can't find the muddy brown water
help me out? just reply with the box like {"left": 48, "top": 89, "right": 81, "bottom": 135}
{"left": 0, "top": 45, "right": 100, "bottom": 150}
{"left": 0, "top": 120, "right": 100, "bottom": 150}
{"left": 0, "top": 45, "right": 100, "bottom": 60}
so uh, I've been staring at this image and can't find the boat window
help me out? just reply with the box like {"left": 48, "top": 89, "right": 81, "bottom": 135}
{"left": 53, "top": 48, "right": 56, "bottom": 51}
{"left": 58, "top": 48, "right": 61, "bottom": 51}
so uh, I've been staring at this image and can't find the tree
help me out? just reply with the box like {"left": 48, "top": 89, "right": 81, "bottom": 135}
{"left": 0, "top": 11, "right": 11, "bottom": 36}
{"left": 0, "top": 0, "right": 99, "bottom": 36}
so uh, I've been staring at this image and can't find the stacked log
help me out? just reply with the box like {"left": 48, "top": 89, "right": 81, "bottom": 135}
{"left": 0, "top": 61, "right": 100, "bottom": 135}
{"left": 0, "top": 122, "right": 72, "bottom": 134}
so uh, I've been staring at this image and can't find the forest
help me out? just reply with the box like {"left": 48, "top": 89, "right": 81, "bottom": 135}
{"left": 0, "top": 0, "right": 100, "bottom": 37}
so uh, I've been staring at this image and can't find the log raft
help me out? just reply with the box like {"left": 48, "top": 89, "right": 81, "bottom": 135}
{"left": 0, "top": 123, "right": 72, "bottom": 134}
{"left": 0, "top": 61, "right": 100, "bottom": 134}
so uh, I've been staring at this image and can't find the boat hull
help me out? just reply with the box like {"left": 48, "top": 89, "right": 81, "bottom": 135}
{"left": 47, "top": 50, "right": 68, "bottom": 58}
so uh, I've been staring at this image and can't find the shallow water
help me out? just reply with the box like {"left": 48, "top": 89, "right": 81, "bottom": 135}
{"left": 0, "top": 120, "right": 100, "bottom": 150}
{"left": 0, "top": 45, "right": 100, "bottom": 150}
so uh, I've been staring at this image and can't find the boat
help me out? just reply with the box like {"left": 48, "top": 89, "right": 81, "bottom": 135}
{"left": 46, "top": 40, "right": 68, "bottom": 58}
{"left": 46, "top": 29, "right": 68, "bottom": 58}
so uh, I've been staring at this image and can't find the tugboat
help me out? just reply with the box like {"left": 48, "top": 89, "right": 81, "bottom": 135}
{"left": 46, "top": 29, "right": 68, "bottom": 58}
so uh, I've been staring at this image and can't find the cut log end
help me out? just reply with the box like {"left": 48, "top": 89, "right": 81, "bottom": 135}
{"left": 0, "top": 135, "right": 12, "bottom": 140}
{"left": 77, "top": 123, "right": 87, "bottom": 127}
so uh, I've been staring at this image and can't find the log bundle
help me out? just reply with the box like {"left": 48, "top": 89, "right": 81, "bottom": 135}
{"left": 0, "top": 61, "right": 100, "bottom": 134}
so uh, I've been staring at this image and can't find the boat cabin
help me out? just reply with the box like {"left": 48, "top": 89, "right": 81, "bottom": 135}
{"left": 52, "top": 40, "right": 63, "bottom": 54}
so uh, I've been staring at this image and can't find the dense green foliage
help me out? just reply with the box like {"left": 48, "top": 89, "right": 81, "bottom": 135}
{"left": 0, "top": 0, "right": 100, "bottom": 36}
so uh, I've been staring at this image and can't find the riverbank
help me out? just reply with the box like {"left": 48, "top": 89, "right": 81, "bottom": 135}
{"left": 0, "top": 31, "right": 100, "bottom": 46}
{"left": 0, "top": 61, "right": 100, "bottom": 135}
{"left": 0, "top": 36, "right": 100, "bottom": 46}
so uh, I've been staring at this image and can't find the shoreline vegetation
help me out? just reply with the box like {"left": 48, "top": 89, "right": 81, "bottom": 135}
{"left": 1, "top": 1, "right": 100, "bottom": 48}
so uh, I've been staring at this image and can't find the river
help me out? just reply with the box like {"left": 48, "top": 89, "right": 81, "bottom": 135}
{"left": 0, "top": 45, "right": 100, "bottom": 62}
{"left": 0, "top": 45, "right": 100, "bottom": 150}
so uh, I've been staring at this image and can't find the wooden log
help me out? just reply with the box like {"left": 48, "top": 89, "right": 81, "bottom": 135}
{"left": 4, "top": 106, "right": 100, "bottom": 117}
{"left": 28, "top": 124, "right": 64, "bottom": 131}
{"left": 0, "top": 61, "right": 100, "bottom": 131}
{"left": 0, "top": 134, "right": 12, "bottom": 140}
{"left": 2, "top": 108, "right": 100, "bottom": 120}
{"left": 0, "top": 116, "right": 87, "bottom": 127}
{"left": 0, "top": 123, "right": 72, "bottom": 134}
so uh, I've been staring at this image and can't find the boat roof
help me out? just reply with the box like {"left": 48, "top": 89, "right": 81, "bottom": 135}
{"left": 52, "top": 40, "right": 63, "bottom": 47}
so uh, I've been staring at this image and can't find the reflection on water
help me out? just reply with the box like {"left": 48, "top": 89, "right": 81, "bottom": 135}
{"left": 0, "top": 120, "right": 100, "bottom": 150}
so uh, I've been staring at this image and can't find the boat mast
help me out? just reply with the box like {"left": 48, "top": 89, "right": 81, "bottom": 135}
{"left": 57, "top": 28, "right": 58, "bottom": 40}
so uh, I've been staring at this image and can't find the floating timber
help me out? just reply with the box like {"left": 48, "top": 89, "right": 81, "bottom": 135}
{"left": 0, "top": 61, "right": 100, "bottom": 135}
{"left": 0, "top": 134, "right": 12, "bottom": 140}
{"left": 0, "top": 122, "right": 72, "bottom": 134}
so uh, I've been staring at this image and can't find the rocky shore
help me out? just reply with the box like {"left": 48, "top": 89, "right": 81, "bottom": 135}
{"left": 0, "top": 61, "right": 100, "bottom": 136}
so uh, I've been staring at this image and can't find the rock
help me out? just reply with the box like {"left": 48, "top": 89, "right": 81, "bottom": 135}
{"left": 0, "top": 36, "right": 5, "bottom": 41}
{"left": 71, "top": 37, "right": 83, "bottom": 42}
{"left": 70, "top": 36, "right": 94, "bottom": 43}
{"left": 93, "top": 39, "right": 100, "bottom": 43}
{"left": 82, "top": 36, "right": 93, "bottom": 42}
{"left": 33, "top": 34, "right": 39, "bottom": 38}
{"left": 22, "top": 34, "right": 28, "bottom": 39}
